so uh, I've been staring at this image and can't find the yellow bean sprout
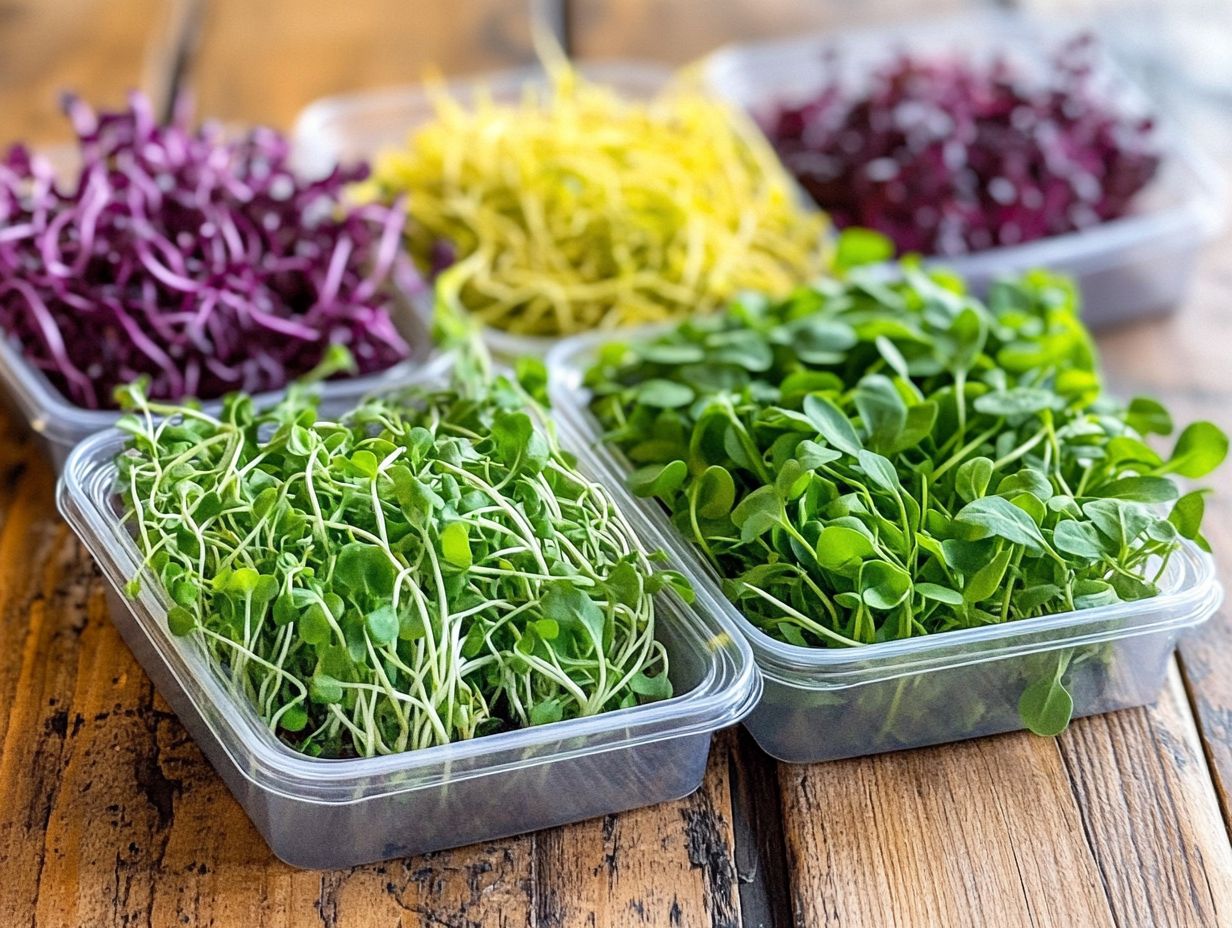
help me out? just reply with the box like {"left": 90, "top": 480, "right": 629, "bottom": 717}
{"left": 363, "top": 57, "right": 829, "bottom": 338}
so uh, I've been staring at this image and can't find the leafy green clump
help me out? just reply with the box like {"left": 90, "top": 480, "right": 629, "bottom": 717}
{"left": 117, "top": 365, "right": 681, "bottom": 759}
{"left": 587, "top": 267, "right": 1225, "bottom": 652}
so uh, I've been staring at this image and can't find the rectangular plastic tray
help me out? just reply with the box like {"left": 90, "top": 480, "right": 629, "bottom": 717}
{"left": 0, "top": 298, "right": 440, "bottom": 474}
{"left": 546, "top": 331, "right": 1223, "bottom": 763}
{"left": 289, "top": 61, "right": 675, "bottom": 360}
{"left": 56, "top": 370, "right": 761, "bottom": 868}
{"left": 701, "top": 9, "right": 1227, "bottom": 329}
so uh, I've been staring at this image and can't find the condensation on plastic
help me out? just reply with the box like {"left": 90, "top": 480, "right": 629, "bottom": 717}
{"left": 701, "top": 9, "right": 1228, "bottom": 329}
{"left": 546, "top": 331, "right": 1224, "bottom": 764}
{"left": 55, "top": 362, "right": 761, "bottom": 868}
{"left": 289, "top": 62, "right": 677, "bottom": 361}
{"left": 0, "top": 298, "right": 442, "bottom": 474}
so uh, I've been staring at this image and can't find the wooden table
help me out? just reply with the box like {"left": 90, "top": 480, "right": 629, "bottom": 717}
{"left": 1, "top": 2, "right": 1229, "bottom": 925}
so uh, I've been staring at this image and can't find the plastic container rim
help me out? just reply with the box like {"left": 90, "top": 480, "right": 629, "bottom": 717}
{"left": 290, "top": 58, "right": 677, "bottom": 164}
{"left": 737, "top": 542, "right": 1219, "bottom": 687}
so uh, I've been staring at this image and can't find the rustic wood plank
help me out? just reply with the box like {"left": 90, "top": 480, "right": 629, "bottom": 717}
{"left": 778, "top": 667, "right": 1232, "bottom": 928}
{"left": 187, "top": 0, "right": 539, "bottom": 129}
{"left": 0, "top": 0, "right": 185, "bottom": 144}
{"left": 1178, "top": 494, "right": 1232, "bottom": 829}
{"left": 574, "top": 8, "right": 1232, "bottom": 926}
{"left": 535, "top": 728, "right": 743, "bottom": 928}
{"left": 947, "top": 2, "right": 1232, "bottom": 847}
{"left": 0, "top": 447, "right": 88, "bottom": 924}
{"left": 1058, "top": 665, "right": 1232, "bottom": 927}
{"left": 768, "top": 219, "right": 1232, "bottom": 928}
{"left": 568, "top": 0, "right": 971, "bottom": 62}
{"left": 0, "top": 13, "right": 187, "bottom": 914}
{"left": 0, "top": 514, "right": 738, "bottom": 928}
{"left": 778, "top": 725, "right": 1118, "bottom": 928}
{"left": 0, "top": 529, "right": 539, "bottom": 928}
{"left": 725, "top": 729, "right": 792, "bottom": 928}
{"left": 0, "top": 6, "right": 232, "bottom": 925}
{"left": 0, "top": 0, "right": 538, "bottom": 922}
{"left": 571, "top": 5, "right": 1232, "bottom": 928}
{"left": 4, "top": 4, "right": 1231, "bottom": 928}
{"left": 1016, "top": 0, "right": 1232, "bottom": 854}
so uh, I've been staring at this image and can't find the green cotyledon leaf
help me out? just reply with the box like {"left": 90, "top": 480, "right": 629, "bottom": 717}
{"left": 629, "top": 460, "right": 688, "bottom": 499}
{"left": 803, "top": 394, "right": 862, "bottom": 457}
{"left": 954, "top": 496, "right": 1046, "bottom": 551}
{"left": 1164, "top": 421, "right": 1228, "bottom": 478}
{"left": 732, "top": 486, "right": 782, "bottom": 542}
{"left": 1019, "top": 653, "right": 1075, "bottom": 736}
{"left": 695, "top": 465, "right": 736, "bottom": 519}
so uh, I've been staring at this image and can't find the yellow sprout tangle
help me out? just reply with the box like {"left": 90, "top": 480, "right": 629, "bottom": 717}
{"left": 364, "top": 55, "right": 829, "bottom": 338}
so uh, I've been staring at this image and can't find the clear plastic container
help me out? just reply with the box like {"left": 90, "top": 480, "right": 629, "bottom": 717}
{"left": 290, "top": 62, "right": 675, "bottom": 360}
{"left": 547, "top": 332, "right": 1224, "bottom": 763}
{"left": 56, "top": 374, "right": 761, "bottom": 868}
{"left": 701, "top": 10, "right": 1227, "bottom": 329}
{"left": 0, "top": 301, "right": 440, "bottom": 474}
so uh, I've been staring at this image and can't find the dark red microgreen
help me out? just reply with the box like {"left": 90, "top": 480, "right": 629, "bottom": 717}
{"left": 0, "top": 92, "right": 414, "bottom": 410}
{"left": 763, "top": 35, "right": 1161, "bottom": 256}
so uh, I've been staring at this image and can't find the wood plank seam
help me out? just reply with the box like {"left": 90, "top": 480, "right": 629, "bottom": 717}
{"left": 1136, "top": 697, "right": 1230, "bottom": 926}
{"left": 148, "top": 0, "right": 205, "bottom": 120}
{"left": 726, "top": 730, "right": 793, "bottom": 928}
{"left": 534, "top": 0, "right": 573, "bottom": 56}
{"left": 1057, "top": 669, "right": 1232, "bottom": 928}
{"left": 1176, "top": 651, "right": 1232, "bottom": 838}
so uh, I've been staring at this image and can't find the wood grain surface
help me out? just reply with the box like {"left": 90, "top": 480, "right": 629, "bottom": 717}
{"left": 0, "top": 1, "right": 1229, "bottom": 926}
{"left": 567, "top": 0, "right": 966, "bottom": 61}
{"left": 0, "top": 0, "right": 186, "bottom": 142}
{"left": 186, "top": 0, "right": 538, "bottom": 129}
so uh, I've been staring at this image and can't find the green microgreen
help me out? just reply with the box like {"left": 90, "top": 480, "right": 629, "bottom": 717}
{"left": 115, "top": 362, "right": 676, "bottom": 759}
{"left": 586, "top": 266, "right": 1225, "bottom": 731}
